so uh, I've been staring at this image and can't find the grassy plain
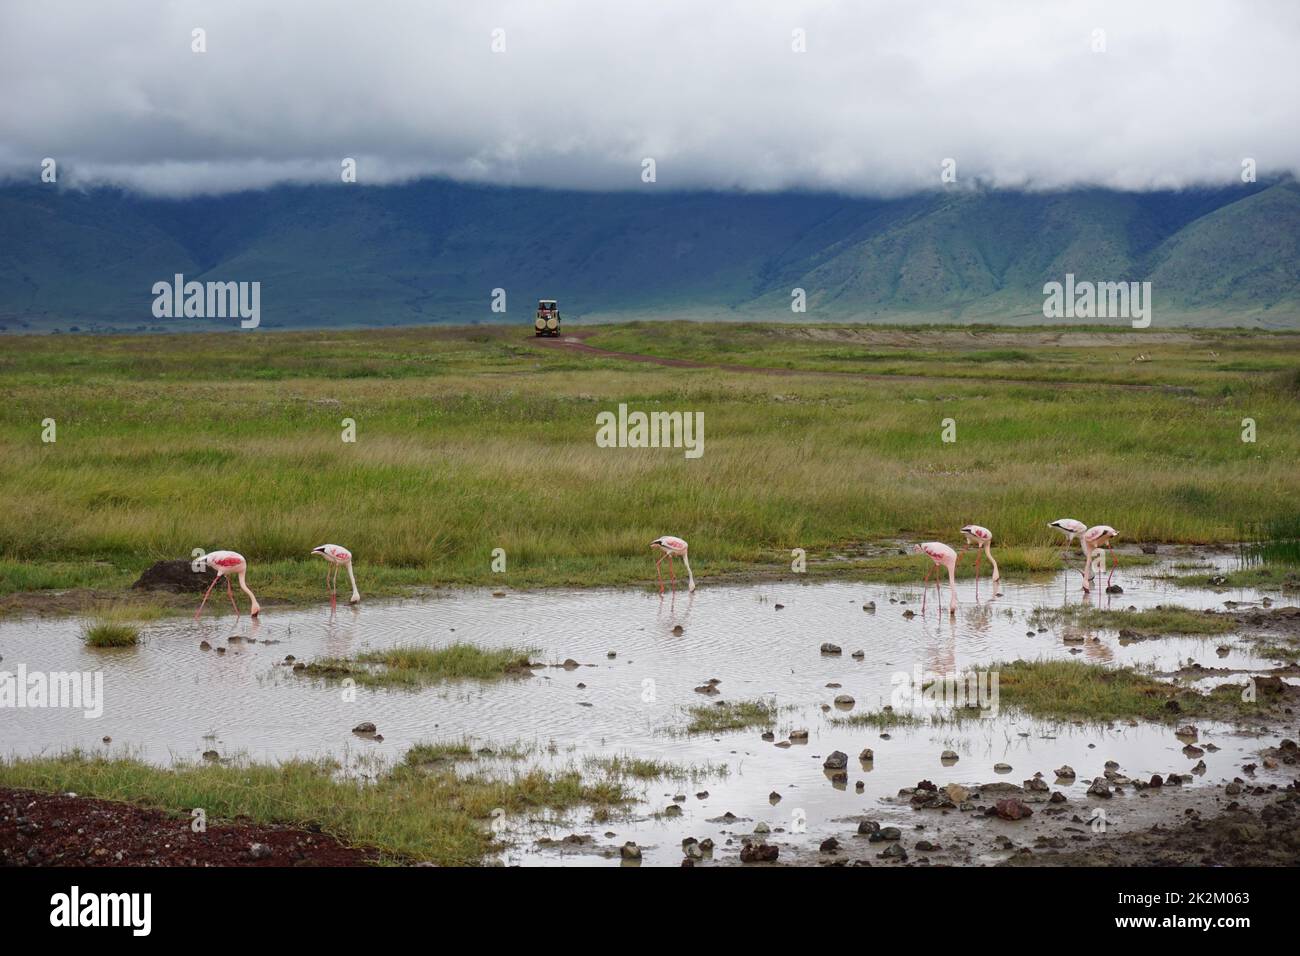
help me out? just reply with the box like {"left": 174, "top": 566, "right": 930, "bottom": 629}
{"left": 1, "top": 322, "right": 1297, "bottom": 605}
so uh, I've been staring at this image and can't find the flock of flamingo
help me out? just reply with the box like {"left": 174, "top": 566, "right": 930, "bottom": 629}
{"left": 192, "top": 525, "right": 1118, "bottom": 620}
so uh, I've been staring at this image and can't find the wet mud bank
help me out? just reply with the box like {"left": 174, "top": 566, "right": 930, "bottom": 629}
{"left": 0, "top": 787, "right": 380, "bottom": 867}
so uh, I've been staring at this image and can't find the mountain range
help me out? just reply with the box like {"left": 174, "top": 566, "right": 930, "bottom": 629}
{"left": 2, "top": 177, "right": 1297, "bottom": 332}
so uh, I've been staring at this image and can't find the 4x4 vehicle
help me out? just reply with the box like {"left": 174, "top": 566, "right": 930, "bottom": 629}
{"left": 534, "top": 299, "right": 561, "bottom": 336}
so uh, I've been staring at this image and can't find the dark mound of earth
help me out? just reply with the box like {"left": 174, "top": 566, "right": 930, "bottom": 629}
{"left": 131, "top": 560, "right": 216, "bottom": 593}
{"left": 1, "top": 788, "right": 379, "bottom": 867}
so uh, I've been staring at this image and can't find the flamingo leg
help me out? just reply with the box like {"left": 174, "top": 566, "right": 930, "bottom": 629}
{"left": 225, "top": 576, "right": 240, "bottom": 616}
{"left": 669, "top": 554, "right": 677, "bottom": 593}
{"left": 330, "top": 563, "right": 338, "bottom": 610}
{"left": 921, "top": 563, "right": 934, "bottom": 613}
{"left": 655, "top": 554, "right": 664, "bottom": 594}
{"left": 1106, "top": 547, "right": 1118, "bottom": 589}
{"left": 195, "top": 573, "right": 221, "bottom": 621}
{"left": 974, "top": 549, "right": 982, "bottom": 597}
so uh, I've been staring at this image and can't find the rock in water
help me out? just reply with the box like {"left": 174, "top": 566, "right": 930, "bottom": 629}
{"left": 740, "top": 843, "right": 779, "bottom": 863}
{"left": 823, "top": 751, "right": 849, "bottom": 770}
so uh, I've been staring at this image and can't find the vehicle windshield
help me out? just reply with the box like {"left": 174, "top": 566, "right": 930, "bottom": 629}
{"left": 538, "top": 302, "right": 555, "bottom": 309}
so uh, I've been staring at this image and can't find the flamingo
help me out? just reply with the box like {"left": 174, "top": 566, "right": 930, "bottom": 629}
{"left": 311, "top": 544, "right": 360, "bottom": 609}
{"left": 1048, "top": 518, "right": 1087, "bottom": 546}
{"left": 958, "top": 524, "right": 1000, "bottom": 591}
{"left": 194, "top": 550, "right": 260, "bottom": 620}
{"left": 913, "top": 542, "right": 958, "bottom": 615}
{"left": 651, "top": 536, "right": 695, "bottom": 594}
{"left": 1079, "top": 525, "right": 1119, "bottom": 592}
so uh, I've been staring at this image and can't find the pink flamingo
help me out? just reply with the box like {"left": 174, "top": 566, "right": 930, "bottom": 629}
{"left": 1079, "top": 525, "right": 1119, "bottom": 592}
{"left": 913, "top": 542, "right": 958, "bottom": 615}
{"left": 311, "top": 544, "right": 360, "bottom": 609}
{"left": 651, "top": 536, "right": 695, "bottom": 594}
{"left": 1048, "top": 518, "right": 1087, "bottom": 546}
{"left": 194, "top": 550, "right": 260, "bottom": 620}
{"left": 958, "top": 524, "right": 1000, "bottom": 591}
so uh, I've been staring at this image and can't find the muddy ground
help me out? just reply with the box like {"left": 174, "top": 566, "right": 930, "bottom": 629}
{"left": 0, "top": 789, "right": 379, "bottom": 867}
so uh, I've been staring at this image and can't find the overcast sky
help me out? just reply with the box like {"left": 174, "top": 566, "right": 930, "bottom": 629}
{"left": 2, "top": 0, "right": 1298, "bottom": 197}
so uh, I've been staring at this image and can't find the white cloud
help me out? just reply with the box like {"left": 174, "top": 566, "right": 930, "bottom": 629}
{"left": 2, "top": 0, "right": 1298, "bottom": 196}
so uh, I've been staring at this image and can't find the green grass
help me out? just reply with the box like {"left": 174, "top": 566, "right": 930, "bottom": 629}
{"left": 992, "top": 659, "right": 1263, "bottom": 722}
{"left": 827, "top": 709, "right": 923, "bottom": 728}
{"left": 0, "top": 749, "right": 632, "bottom": 866}
{"left": 1166, "top": 565, "right": 1300, "bottom": 592}
{"left": 1030, "top": 604, "right": 1236, "bottom": 637}
{"left": 993, "top": 660, "right": 1183, "bottom": 721}
{"left": 82, "top": 620, "right": 139, "bottom": 648}
{"left": 582, "top": 753, "right": 729, "bottom": 781}
{"left": 1, "top": 323, "right": 1297, "bottom": 600}
{"left": 677, "top": 698, "right": 779, "bottom": 735}
{"left": 297, "top": 643, "right": 536, "bottom": 688}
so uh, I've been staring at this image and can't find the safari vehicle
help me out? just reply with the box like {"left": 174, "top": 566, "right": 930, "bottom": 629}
{"left": 534, "top": 299, "right": 561, "bottom": 336}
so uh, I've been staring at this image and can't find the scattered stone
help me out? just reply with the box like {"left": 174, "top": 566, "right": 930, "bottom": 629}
{"left": 994, "top": 798, "right": 1033, "bottom": 821}
{"left": 620, "top": 842, "right": 641, "bottom": 860}
{"left": 823, "top": 751, "right": 849, "bottom": 771}
{"left": 1054, "top": 765, "right": 1075, "bottom": 779}
{"left": 820, "top": 642, "right": 842, "bottom": 655}
{"left": 820, "top": 837, "right": 839, "bottom": 853}
{"left": 994, "top": 763, "right": 1013, "bottom": 773}
{"left": 740, "top": 843, "right": 779, "bottom": 863}
{"left": 671, "top": 626, "right": 684, "bottom": 636}
{"left": 788, "top": 729, "right": 809, "bottom": 742}
{"left": 859, "top": 748, "right": 874, "bottom": 762}
{"left": 1087, "top": 778, "right": 1112, "bottom": 798}
{"left": 833, "top": 694, "right": 855, "bottom": 708}
{"left": 352, "top": 722, "right": 377, "bottom": 734}
{"left": 248, "top": 842, "right": 273, "bottom": 860}
{"left": 941, "top": 750, "right": 959, "bottom": 763}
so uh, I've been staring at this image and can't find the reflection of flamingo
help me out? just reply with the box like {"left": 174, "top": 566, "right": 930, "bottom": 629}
{"left": 1080, "top": 525, "right": 1119, "bottom": 592}
{"left": 913, "top": 542, "right": 958, "bottom": 615}
{"left": 958, "top": 525, "right": 1000, "bottom": 592}
{"left": 311, "top": 544, "right": 360, "bottom": 609}
{"left": 194, "top": 550, "right": 260, "bottom": 620}
{"left": 651, "top": 536, "right": 695, "bottom": 594}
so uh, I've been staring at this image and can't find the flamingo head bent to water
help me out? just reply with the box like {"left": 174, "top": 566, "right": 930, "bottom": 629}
{"left": 194, "top": 549, "right": 260, "bottom": 620}
{"left": 958, "top": 524, "right": 1000, "bottom": 585}
{"left": 311, "top": 544, "right": 360, "bottom": 607}
{"left": 1079, "top": 525, "right": 1119, "bottom": 592}
{"left": 651, "top": 536, "right": 695, "bottom": 594}
{"left": 912, "top": 542, "right": 958, "bottom": 615}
